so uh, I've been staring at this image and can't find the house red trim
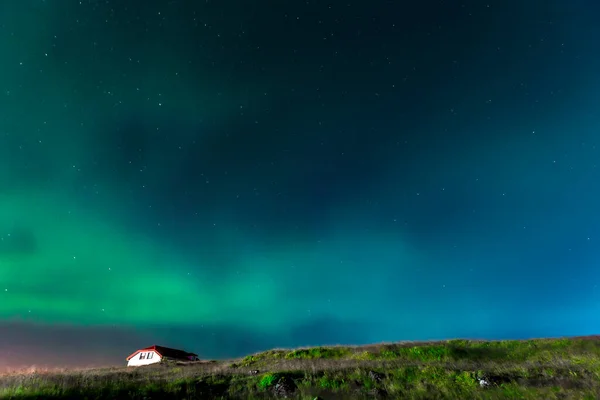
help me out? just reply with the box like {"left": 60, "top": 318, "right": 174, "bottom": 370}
{"left": 126, "top": 345, "right": 199, "bottom": 361}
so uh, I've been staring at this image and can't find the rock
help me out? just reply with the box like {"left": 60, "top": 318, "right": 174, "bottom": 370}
{"left": 369, "top": 370, "right": 384, "bottom": 382}
{"left": 272, "top": 376, "right": 297, "bottom": 398}
{"left": 480, "top": 373, "right": 513, "bottom": 386}
{"left": 250, "top": 369, "right": 260, "bottom": 375}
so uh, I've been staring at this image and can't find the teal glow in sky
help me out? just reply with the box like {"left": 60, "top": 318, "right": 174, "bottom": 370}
{"left": 1, "top": 0, "right": 600, "bottom": 368}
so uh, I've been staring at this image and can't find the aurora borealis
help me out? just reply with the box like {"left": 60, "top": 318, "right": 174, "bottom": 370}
{"left": 1, "top": 0, "right": 600, "bottom": 368}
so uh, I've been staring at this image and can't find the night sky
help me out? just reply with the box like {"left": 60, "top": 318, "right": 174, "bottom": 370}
{"left": 1, "top": 0, "right": 600, "bottom": 370}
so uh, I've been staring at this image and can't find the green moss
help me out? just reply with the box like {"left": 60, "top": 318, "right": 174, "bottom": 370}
{"left": 284, "top": 347, "right": 350, "bottom": 359}
{"left": 257, "top": 373, "right": 278, "bottom": 390}
{"left": 453, "top": 371, "right": 478, "bottom": 390}
{"left": 241, "top": 355, "right": 258, "bottom": 367}
{"left": 550, "top": 338, "right": 572, "bottom": 349}
{"left": 407, "top": 345, "right": 450, "bottom": 361}
{"left": 380, "top": 349, "right": 399, "bottom": 359}
{"left": 392, "top": 366, "right": 419, "bottom": 385}
{"left": 317, "top": 376, "right": 346, "bottom": 390}
{"left": 2, "top": 336, "right": 600, "bottom": 399}
{"left": 351, "top": 351, "right": 376, "bottom": 360}
{"left": 500, "top": 382, "right": 527, "bottom": 399}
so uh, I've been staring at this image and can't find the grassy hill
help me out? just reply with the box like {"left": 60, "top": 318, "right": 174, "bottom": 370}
{"left": 1, "top": 336, "right": 600, "bottom": 399}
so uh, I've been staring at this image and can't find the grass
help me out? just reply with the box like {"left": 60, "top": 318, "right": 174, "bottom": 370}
{"left": 1, "top": 335, "right": 600, "bottom": 399}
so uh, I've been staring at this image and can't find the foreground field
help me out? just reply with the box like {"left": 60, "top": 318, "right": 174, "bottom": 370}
{"left": 1, "top": 336, "right": 600, "bottom": 399}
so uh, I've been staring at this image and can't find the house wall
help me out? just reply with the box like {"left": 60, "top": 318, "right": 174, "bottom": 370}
{"left": 127, "top": 350, "right": 161, "bottom": 366}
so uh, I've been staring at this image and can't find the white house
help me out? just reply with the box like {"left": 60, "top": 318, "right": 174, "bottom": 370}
{"left": 126, "top": 345, "right": 199, "bottom": 367}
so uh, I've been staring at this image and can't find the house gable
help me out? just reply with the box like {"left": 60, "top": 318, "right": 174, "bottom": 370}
{"left": 130, "top": 350, "right": 159, "bottom": 362}
{"left": 126, "top": 345, "right": 199, "bottom": 366}
{"left": 126, "top": 349, "right": 161, "bottom": 367}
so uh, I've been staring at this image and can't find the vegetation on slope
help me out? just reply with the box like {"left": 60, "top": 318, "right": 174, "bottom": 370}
{"left": 1, "top": 336, "right": 600, "bottom": 399}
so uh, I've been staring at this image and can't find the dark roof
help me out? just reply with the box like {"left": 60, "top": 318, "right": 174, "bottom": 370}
{"left": 126, "top": 345, "right": 198, "bottom": 361}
